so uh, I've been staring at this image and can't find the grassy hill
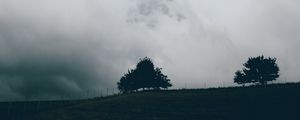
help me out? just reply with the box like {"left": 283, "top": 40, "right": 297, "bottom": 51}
{"left": 2, "top": 83, "right": 300, "bottom": 120}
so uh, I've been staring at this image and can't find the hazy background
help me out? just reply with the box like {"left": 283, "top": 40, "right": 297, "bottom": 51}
{"left": 0, "top": 0, "right": 299, "bottom": 100}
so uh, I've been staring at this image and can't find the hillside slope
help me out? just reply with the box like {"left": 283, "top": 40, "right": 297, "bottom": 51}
{"left": 29, "top": 83, "right": 300, "bottom": 120}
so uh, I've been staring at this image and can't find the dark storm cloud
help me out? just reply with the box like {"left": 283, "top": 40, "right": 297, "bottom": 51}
{"left": 0, "top": 0, "right": 300, "bottom": 100}
{"left": 0, "top": 0, "right": 164, "bottom": 100}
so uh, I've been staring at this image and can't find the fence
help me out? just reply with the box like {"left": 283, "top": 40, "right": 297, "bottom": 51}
{"left": 0, "top": 88, "right": 121, "bottom": 102}
{"left": 1, "top": 81, "right": 296, "bottom": 120}
{"left": 0, "top": 87, "right": 122, "bottom": 120}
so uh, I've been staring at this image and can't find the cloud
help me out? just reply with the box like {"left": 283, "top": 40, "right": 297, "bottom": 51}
{"left": 0, "top": 0, "right": 164, "bottom": 100}
{"left": 127, "top": 0, "right": 186, "bottom": 28}
{"left": 0, "top": 0, "right": 300, "bottom": 100}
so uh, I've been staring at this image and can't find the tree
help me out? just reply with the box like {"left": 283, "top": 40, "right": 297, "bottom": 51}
{"left": 154, "top": 68, "right": 172, "bottom": 89}
{"left": 135, "top": 57, "right": 156, "bottom": 90}
{"left": 117, "top": 57, "right": 172, "bottom": 93}
{"left": 117, "top": 69, "right": 136, "bottom": 93}
{"left": 234, "top": 70, "right": 247, "bottom": 86}
{"left": 234, "top": 55, "right": 279, "bottom": 85}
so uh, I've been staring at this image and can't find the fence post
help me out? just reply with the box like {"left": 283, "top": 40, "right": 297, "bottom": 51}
{"left": 97, "top": 88, "right": 100, "bottom": 97}
{"left": 87, "top": 89, "right": 90, "bottom": 99}
{"left": 107, "top": 88, "right": 109, "bottom": 96}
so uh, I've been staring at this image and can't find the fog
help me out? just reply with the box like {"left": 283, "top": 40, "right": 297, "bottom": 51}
{"left": 0, "top": 0, "right": 299, "bottom": 100}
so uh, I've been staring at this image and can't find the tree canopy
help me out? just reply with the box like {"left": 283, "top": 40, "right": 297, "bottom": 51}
{"left": 234, "top": 55, "right": 280, "bottom": 85}
{"left": 117, "top": 57, "right": 172, "bottom": 93}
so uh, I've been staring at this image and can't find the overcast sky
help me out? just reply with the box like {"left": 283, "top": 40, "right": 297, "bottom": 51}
{"left": 0, "top": 0, "right": 299, "bottom": 100}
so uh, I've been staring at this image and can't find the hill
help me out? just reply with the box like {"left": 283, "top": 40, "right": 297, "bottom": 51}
{"left": 2, "top": 83, "right": 300, "bottom": 120}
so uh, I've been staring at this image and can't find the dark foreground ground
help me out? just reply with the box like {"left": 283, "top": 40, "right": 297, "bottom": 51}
{"left": 1, "top": 83, "right": 300, "bottom": 120}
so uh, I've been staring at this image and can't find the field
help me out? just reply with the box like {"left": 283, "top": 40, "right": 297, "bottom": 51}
{"left": 1, "top": 83, "right": 300, "bottom": 120}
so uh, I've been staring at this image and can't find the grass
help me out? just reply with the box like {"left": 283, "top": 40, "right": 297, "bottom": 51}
{"left": 1, "top": 83, "right": 300, "bottom": 120}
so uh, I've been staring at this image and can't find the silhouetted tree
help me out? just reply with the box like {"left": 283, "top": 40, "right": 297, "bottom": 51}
{"left": 135, "top": 57, "right": 156, "bottom": 90}
{"left": 234, "top": 55, "right": 280, "bottom": 85}
{"left": 117, "top": 69, "right": 136, "bottom": 93}
{"left": 234, "top": 70, "right": 247, "bottom": 86}
{"left": 117, "top": 57, "right": 172, "bottom": 93}
{"left": 154, "top": 68, "right": 172, "bottom": 90}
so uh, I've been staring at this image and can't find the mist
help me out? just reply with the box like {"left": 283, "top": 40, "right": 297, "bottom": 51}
{"left": 0, "top": 0, "right": 299, "bottom": 100}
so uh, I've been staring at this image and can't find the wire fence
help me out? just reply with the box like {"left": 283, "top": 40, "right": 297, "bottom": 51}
{"left": 0, "top": 83, "right": 228, "bottom": 120}
{"left": 1, "top": 81, "right": 298, "bottom": 120}
{"left": 0, "top": 80, "right": 280, "bottom": 102}
{"left": 0, "top": 88, "right": 122, "bottom": 102}
{"left": 0, "top": 87, "right": 123, "bottom": 120}
{"left": 0, "top": 79, "right": 294, "bottom": 102}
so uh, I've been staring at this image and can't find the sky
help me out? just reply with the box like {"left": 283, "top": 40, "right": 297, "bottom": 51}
{"left": 0, "top": 0, "right": 299, "bottom": 100}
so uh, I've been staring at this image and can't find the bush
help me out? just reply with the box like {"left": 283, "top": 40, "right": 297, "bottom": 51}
{"left": 234, "top": 55, "right": 279, "bottom": 85}
{"left": 117, "top": 57, "right": 172, "bottom": 93}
